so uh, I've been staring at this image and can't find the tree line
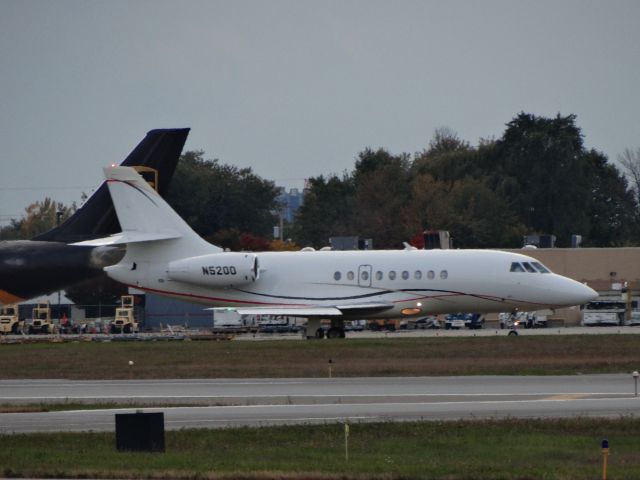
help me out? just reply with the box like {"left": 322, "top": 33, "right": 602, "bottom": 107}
{"left": 3, "top": 112, "right": 640, "bottom": 250}
{"left": 294, "top": 113, "right": 640, "bottom": 249}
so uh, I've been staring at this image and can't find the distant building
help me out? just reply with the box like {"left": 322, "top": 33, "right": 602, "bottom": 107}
{"left": 329, "top": 236, "right": 373, "bottom": 250}
{"left": 277, "top": 188, "right": 304, "bottom": 223}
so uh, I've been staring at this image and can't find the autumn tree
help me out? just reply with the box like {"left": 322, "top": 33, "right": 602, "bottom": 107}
{"left": 0, "top": 198, "right": 76, "bottom": 240}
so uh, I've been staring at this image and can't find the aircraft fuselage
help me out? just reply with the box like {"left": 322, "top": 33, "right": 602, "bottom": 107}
{"left": 106, "top": 248, "right": 596, "bottom": 318}
{"left": 0, "top": 241, "right": 122, "bottom": 304}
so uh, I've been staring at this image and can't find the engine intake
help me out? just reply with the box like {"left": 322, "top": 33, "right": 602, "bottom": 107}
{"left": 167, "top": 252, "right": 258, "bottom": 288}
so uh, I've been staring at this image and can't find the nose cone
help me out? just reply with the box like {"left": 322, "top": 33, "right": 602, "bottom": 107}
{"left": 557, "top": 277, "right": 599, "bottom": 307}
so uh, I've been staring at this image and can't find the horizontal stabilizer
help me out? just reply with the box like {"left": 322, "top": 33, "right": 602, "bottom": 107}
{"left": 71, "top": 231, "right": 181, "bottom": 247}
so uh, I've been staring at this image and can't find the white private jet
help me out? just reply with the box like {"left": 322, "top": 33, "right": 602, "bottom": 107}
{"left": 77, "top": 167, "right": 598, "bottom": 339}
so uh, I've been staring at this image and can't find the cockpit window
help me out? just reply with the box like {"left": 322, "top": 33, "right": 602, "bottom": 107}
{"left": 531, "top": 261, "right": 551, "bottom": 273}
{"left": 522, "top": 262, "right": 536, "bottom": 273}
{"left": 510, "top": 262, "right": 525, "bottom": 273}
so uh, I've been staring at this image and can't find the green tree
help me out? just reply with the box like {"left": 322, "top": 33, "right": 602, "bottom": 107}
{"left": 495, "top": 113, "right": 592, "bottom": 246}
{"left": 404, "top": 174, "right": 523, "bottom": 248}
{"left": 412, "top": 127, "right": 476, "bottom": 183}
{"left": 585, "top": 150, "right": 639, "bottom": 246}
{"left": 408, "top": 129, "right": 522, "bottom": 247}
{"left": 291, "top": 173, "right": 354, "bottom": 248}
{"left": 165, "top": 151, "right": 280, "bottom": 247}
{"left": 351, "top": 148, "right": 413, "bottom": 248}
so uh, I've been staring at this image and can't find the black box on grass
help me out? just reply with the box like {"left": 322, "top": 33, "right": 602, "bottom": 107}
{"left": 115, "top": 412, "right": 165, "bottom": 452}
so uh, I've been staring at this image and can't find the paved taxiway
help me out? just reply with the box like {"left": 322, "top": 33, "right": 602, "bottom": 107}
{"left": 1, "top": 375, "right": 639, "bottom": 433}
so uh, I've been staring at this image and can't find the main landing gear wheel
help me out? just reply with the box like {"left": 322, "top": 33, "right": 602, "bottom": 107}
{"left": 326, "top": 327, "right": 345, "bottom": 339}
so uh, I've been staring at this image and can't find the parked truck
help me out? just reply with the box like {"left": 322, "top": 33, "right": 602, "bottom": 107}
{"left": 0, "top": 304, "right": 23, "bottom": 334}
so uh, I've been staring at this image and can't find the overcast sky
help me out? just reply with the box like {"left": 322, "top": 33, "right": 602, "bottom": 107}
{"left": 1, "top": 0, "right": 639, "bottom": 226}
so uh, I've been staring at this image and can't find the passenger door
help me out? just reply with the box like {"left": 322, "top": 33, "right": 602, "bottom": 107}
{"left": 358, "top": 264, "right": 372, "bottom": 287}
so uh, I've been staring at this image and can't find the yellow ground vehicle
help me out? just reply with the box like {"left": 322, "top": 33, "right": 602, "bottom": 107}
{"left": 0, "top": 304, "right": 23, "bottom": 334}
{"left": 26, "top": 302, "right": 56, "bottom": 334}
{"left": 110, "top": 295, "right": 139, "bottom": 334}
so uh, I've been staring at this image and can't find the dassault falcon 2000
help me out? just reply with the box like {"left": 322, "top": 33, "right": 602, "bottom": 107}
{"left": 78, "top": 166, "right": 598, "bottom": 338}
{"left": 0, "top": 129, "right": 189, "bottom": 305}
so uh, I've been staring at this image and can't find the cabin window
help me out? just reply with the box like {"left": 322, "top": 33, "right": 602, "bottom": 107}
{"left": 402, "top": 270, "right": 409, "bottom": 280}
{"left": 334, "top": 271, "right": 341, "bottom": 281}
{"left": 532, "top": 261, "right": 550, "bottom": 273}
{"left": 414, "top": 270, "right": 422, "bottom": 280}
{"left": 389, "top": 270, "right": 396, "bottom": 280}
{"left": 361, "top": 270, "right": 369, "bottom": 281}
{"left": 522, "top": 262, "right": 536, "bottom": 273}
{"left": 427, "top": 270, "right": 435, "bottom": 280}
{"left": 347, "top": 271, "right": 355, "bottom": 281}
{"left": 440, "top": 270, "right": 448, "bottom": 279}
{"left": 375, "top": 271, "right": 383, "bottom": 280}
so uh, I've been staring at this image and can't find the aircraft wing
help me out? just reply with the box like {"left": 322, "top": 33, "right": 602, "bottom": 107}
{"left": 213, "top": 302, "right": 394, "bottom": 318}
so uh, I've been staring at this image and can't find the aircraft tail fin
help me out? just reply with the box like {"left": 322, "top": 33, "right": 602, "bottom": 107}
{"left": 33, "top": 128, "right": 189, "bottom": 243}
{"left": 79, "top": 166, "right": 219, "bottom": 257}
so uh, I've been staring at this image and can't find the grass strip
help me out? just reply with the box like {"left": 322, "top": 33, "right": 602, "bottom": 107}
{"left": 2, "top": 335, "right": 640, "bottom": 380}
{"left": 1, "top": 417, "right": 639, "bottom": 479}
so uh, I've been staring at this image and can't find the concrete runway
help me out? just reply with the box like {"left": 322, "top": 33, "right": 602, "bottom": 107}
{"left": 1, "top": 375, "right": 639, "bottom": 433}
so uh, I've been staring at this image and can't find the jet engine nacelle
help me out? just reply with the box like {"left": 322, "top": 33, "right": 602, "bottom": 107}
{"left": 167, "top": 252, "right": 259, "bottom": 288}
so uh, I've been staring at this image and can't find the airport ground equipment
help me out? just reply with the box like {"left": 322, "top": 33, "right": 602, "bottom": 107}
{"left": 110, "top": 295, "right": 139, "bottom": 334}
{"left": 444, "top": 313, "right": 484, "bottom": 330}
{"left": 499, "top": 311, "right": 548, "bottom": 329}
{"left": 26, "top": 302, "right": 56, "bottom": 334}
{"left": 0, "top": 304, "right": 23, "bottom": 334}
{"left": 582, "top": 300, "right": 626, "bottom": 326}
